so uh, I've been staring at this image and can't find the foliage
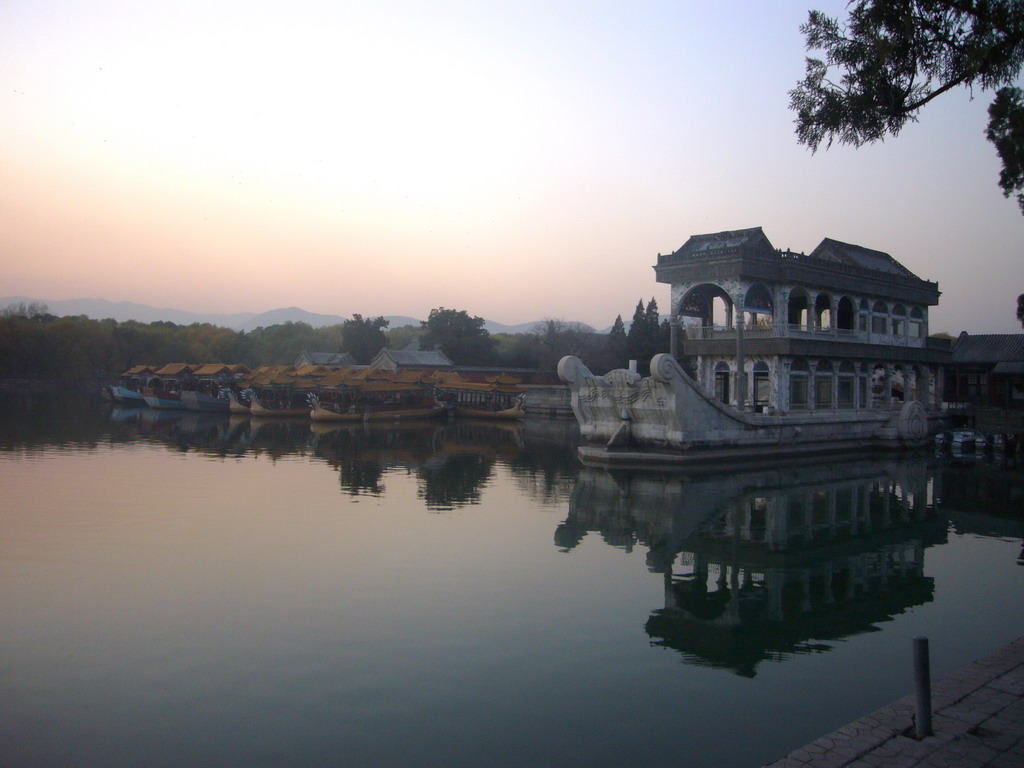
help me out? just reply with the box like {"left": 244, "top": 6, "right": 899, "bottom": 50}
{"left": 0, "top": 302, "right": 654, "bottom": 381}
{"left": 790, "top": 1, "right": 1024, "bottom": 209}
{"left": 341, "top": 314, "right": 389, "bottom": 364}
{"left": 530, "top": 319, "right": 600, "bottom": 372}
{"left": 420, "top": 307, "right": 495, "bottom": 365}
{"left": 988, "top": 86, "right": 1024, "bottom": 212}
{"left": 385, "top": 324, "right": 423, "bottom": 350}
{"left": 625, "top": 298, "right": 669, "bottom": 373}
{"left": 1018, "top": 292, "right": 1024, "bottom": 327}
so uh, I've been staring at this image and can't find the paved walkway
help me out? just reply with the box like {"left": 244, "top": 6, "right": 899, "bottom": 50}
{"left": 763, "top": 636, "right": 1024, "bottom": 768}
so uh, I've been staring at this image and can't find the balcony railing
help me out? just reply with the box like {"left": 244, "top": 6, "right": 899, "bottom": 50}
{"left": 682, "top": 324, "right": 921, "bottom": 346}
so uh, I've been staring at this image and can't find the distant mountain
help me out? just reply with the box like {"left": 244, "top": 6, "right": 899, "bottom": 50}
{"left": 0, "top": 296, "right": 579, "bottom": 335}
{"left": 1, "top": 296, "right": 256, "bottom": 328}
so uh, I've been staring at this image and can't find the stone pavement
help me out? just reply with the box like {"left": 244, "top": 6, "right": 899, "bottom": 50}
{"left": 763, "top": 636, "right": 1024, "bottom": 768}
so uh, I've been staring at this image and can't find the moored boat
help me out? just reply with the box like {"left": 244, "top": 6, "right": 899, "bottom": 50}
{"left": 435, "top": 375, "right": 526, "bottom": 420}
{"left": 109, "top": 384, "right": 146, "bottom": 405}
{"left": 180, "top": 390, "right": 230, "bottom": 413}
{"left": 226, "top": 390, "right": 251, "bottom": 415}
{"left": 248, "top": 390, "right": 310, "bottom": 418}
{"left": 309, "top": 393, "right": 446, "bottom": 422}
{"left": 141, "top": 385, "right": 185, "bottom": 409}
{"left": 109, "top": 364, "right": 159, "bottom": 405}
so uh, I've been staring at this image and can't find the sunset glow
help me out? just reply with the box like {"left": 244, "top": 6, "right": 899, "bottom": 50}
{"left": 2, "top": 0, "right": 1022, "bottom": 332}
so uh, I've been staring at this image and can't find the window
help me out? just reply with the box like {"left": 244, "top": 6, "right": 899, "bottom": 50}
{"left": 753, "top": 361, "right": 770, "bottom": 412}
{"left": 714, "top": 362, "right": 731, "bottom": 404}
{"left": 909, "top": 307, "right": 924, "bottom": 338}
{"left": 790, "top": 359, "right": 809, "bottom": 409}
{"left": 838, "top": 362, "right": 855, "bottom": 408}
{"left": 871, "top": 301, "right": 888, "bottom": 334}
{"left": 814, "top": 361, "right": 833, "bottom": 409}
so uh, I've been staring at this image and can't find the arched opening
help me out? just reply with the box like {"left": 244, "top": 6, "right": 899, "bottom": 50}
{"left": 871, "top": 301, "right": 888, "bottom": 334}
{"left": 788, "top": 288, "right": 811, "bottom": 328}
{"left": 836, "top": 296, "right": 855, "bottom": 330}
{"left": 714, "top": 361, "right": 731, "bottom": 404}
{"left": 871, "top": 364, "right": 888, "bottom": 405}
{"left": 814, "top": 293, "right": 833, "bottom": 329}
{"left": 679, "top": 284, "right": 734, "bottom": 332}
{"left": 892, "top": 304, "right": 907, "bottom": 336}
{"left": 858, "top": 299, "right": 870, "bottom": 332}
{"left": 891, "top": 364, "right": 906, "bottom": 402}
{"left": 744, "top": 283, "right": 774, "bottom": 330}
{"left": 909, "top": 307, "right": 924, "bottom": 338}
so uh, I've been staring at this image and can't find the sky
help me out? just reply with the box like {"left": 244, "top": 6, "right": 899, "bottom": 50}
{"left": 2, "top": 0, "right": 1022, "bottom": 334}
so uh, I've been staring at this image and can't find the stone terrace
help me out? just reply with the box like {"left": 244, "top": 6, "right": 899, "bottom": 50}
{"left": 763, "top": 636, "right": 1024, "bottom": 768}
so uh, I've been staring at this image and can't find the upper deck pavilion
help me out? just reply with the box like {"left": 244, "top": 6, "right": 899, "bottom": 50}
{"left": 654, "top": 227, "right": 941, "bottom": 307}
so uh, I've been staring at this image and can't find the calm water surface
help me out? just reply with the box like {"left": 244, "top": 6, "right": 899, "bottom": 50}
{"left": 2, "top": 393, "right": 1023, "bottom": 768}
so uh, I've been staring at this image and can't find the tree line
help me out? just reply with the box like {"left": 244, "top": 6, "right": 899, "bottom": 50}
{"left": 0, "top": 300, "right": 670, "bottom": 382}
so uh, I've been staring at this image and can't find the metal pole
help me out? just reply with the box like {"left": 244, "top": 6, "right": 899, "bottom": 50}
{"left": 913, "top": 636, "right": 932, "bottom": 738}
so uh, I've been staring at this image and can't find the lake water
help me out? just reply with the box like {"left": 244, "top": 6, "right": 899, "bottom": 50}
{"left": 2, "top": 393, "right": 1023, "bottom": 768}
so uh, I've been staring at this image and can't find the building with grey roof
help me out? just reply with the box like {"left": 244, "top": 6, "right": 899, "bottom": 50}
{"left": 370, "top": 348, "right": 454, "bottom": 371}
{"left": 654, "top": 227, "right": 951, "bottom": 414}
{"left": 947, "top": 332, "right": 1024, "bottom": 410}
{"left": 293, "top": 351, "right": 356, "bottom": 368}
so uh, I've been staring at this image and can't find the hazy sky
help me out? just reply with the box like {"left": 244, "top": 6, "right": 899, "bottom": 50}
{"left": 2, "top": 0, "right": 1022, "bottom": 333}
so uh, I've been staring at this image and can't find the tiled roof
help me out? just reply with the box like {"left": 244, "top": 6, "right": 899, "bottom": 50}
{"left": 671, "top": 227, "right": 773, "bottom": 256}
{"left": 951, "top": 333, "right": 1024, "bottom": 363}
{"left": 377, "top": 349, "right": 453, "bottom": 367}
{"left": 303, "top": 352, "right": 354, "bottom": 365}
{"left": 809, "top": 238, "right": 918, "bottom": 278}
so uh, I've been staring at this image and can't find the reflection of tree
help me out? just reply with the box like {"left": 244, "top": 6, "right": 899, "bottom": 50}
{"left": 2, "top": 391, "right": 134, "bottom": 450}
{"left": 338, "top": 459, "right": 385, "bottom": 496}
{"left": 311, "top": 423, "right": 442, "bottom": 498}
{"left": 417, "top": 452, "right": 494, "bottom": 511}
{"left": 507, "top": 419, "right": 582, "bottom": 505}
{"left": 562, "top": 455, "right": 948, "bottom": 676}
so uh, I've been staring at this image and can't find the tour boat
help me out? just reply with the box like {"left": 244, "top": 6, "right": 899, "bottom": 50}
{"left": 435, "top": 378, "right": 526, "bottom": 420}
{"left": 558, "top": 228, "right": 951, "bottom": 466}
{"left": 308, "top": 383, "right": 446, "bottom": 423}
{"left": 180, "top": 390, "right": 230, "bottom": 413}
{"left": 109, "top": 384, "right": 146, "bottom": 405}
{"left": 225, "top": 390, "right": 251, "bottom": 414}
{"left": 247, "top": 390, "right": 310, "bottom": 418}
{"left": 141, "top": 385, "right": 185, "bottom": 410}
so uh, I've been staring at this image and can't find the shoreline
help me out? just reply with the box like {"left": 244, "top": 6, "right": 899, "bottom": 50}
{"left": 762, "top": 636, "right": 1024, "bottom": 767}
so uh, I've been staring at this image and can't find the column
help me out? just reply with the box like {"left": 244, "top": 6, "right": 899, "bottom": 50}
{"left": 735, "top": 306, "right": 747, "bottom": 408}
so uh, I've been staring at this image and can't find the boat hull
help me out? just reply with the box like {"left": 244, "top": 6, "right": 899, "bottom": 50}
{"left": 558, "top": 354, "right": 938, "bottom": 466}
{"left": 110, "top": 385, "right": 145, "bottom": 405}
{"left": 454, "top": 404, "right": 525, "bottom": 420}
{"left": 225, "top": 392, "right": 251, "bottom": 414}
{"left": 249, "top": 394, "right": 308, "bottom": 418}
{"left": 310, "top": 404, "right": 446, "bottom": 422}
{"left": 180, "top": 390, "right": 230, "bottom": 413}
{"left": 141, "top": 387, "right": 185, "bottom": 410}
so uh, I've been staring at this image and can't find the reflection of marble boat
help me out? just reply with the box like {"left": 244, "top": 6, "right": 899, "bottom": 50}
{"left": 560, "top": 455, "right": 945, "bottom": 676}
{"left": 558, "top": 354, "right": 933, "bottom": 467}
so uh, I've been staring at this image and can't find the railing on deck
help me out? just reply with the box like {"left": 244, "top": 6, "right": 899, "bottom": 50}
{"left": 682, "top": 324, "right": 912, "bottom": 345}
